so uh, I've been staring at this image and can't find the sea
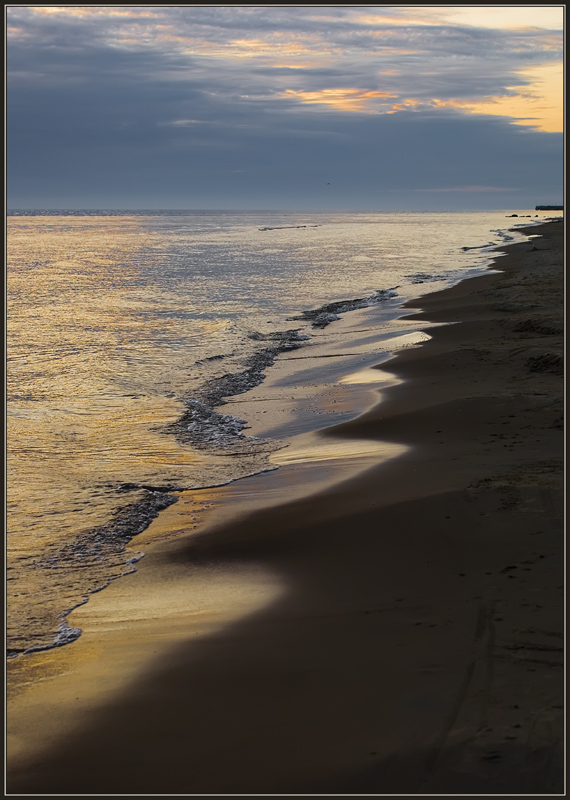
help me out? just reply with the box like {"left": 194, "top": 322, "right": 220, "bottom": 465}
{"left": 6, "top": 209, "right": 545, "bottom": 657}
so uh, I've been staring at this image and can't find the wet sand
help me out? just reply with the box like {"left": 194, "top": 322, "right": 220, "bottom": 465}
{"left": 6, "top": 220, "right": 564, "bottom": 794}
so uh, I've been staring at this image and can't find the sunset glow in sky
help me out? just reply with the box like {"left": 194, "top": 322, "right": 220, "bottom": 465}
{"left": 7, "top": 5, "right": 564, "bottom": 210}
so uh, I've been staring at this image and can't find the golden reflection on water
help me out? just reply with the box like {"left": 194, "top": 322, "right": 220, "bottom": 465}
{"left": 7, "top": 218, "right": 224, "bottom": 558}
{"left": 6, "top": 216, "right": 258, "bottom": 651}
{"left": 7, "top": 211, "right": 527, "bottom": 651}
{"left": 6, "top": 394, "right": 200, "bottom": 548}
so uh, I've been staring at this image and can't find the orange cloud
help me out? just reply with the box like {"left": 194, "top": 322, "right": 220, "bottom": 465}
{"left": 384, "top": 63, "right": 562, "bottom": 132}
{"left": 354, "top": 12, "right": 438, "bottom": 27}
{"left": 228, "top": 38, "right": 314, "bottom": 57}
{"left": 430, "top": 63, "right": 562, "bottom": 133}
{"left": 415, "top": 6, "right": 564, "bottom": 31}
{"left": 30, "top": 7, "right": 159, "bottom": 18}
{"left": 386, "top": 98, "right": 424, "bottom": 114}
{"left": 280, "top": 88, "right": 398, "bottom": 112}
{"left": 271, "top": 64, "right": 314, "bottom": 70}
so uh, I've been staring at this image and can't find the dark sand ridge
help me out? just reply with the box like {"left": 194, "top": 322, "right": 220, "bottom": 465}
{"left": 6, "top": 221, "right": 564, "bottom": 794}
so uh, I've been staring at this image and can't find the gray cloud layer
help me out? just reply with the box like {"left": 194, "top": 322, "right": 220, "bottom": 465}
{"left": 7, "top": 6, "right": 563, "bottom": 209}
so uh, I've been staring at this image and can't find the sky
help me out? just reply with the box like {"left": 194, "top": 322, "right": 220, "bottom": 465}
{"left": 6, "top": 5, "right": 564, "bottom": 211}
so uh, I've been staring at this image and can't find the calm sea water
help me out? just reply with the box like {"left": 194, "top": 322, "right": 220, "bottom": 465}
{"left": 6, "top": 210, "right": 540, "bottom": 655}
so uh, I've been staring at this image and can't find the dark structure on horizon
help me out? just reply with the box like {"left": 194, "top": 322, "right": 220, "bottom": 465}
{"left": 535, "top": 205, "right": 563, "bottom": 210}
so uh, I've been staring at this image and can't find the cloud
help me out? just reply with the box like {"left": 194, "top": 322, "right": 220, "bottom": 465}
{"left": 279, "top": 88, "right": 398, "bottom": 112}
{"left": 403, "top": 6, "right": 564, "bottom": 31}
{"left": 6, "top": 6, "right": 563, "bottom": 209}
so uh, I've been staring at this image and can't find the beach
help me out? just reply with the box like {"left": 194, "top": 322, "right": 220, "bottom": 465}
{"left": 6, "top": 219, "right": 564, "bottom": 794}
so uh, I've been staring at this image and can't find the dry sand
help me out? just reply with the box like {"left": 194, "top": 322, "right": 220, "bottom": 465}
{"left": 6, "top": 220, "right": 564, "bottom": 794}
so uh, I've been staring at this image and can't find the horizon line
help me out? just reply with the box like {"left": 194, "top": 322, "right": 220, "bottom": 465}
{"left": 7, "top": 206, "right": 559, "bottom": 214}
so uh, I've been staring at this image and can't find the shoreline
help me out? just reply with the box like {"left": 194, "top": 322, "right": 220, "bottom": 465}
{"left": 4, "top": 213, "right": 538, "bottom": 658}
{"left": 6, "top": 220, "right": 564, "bottom": 794}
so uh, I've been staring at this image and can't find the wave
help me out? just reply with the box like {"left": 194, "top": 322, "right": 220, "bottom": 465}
{"left": 288, "top": 287, "right": 398, "bottom": 329}
{"left": 5, "top": 283, "right": 409, "bottom": 657}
